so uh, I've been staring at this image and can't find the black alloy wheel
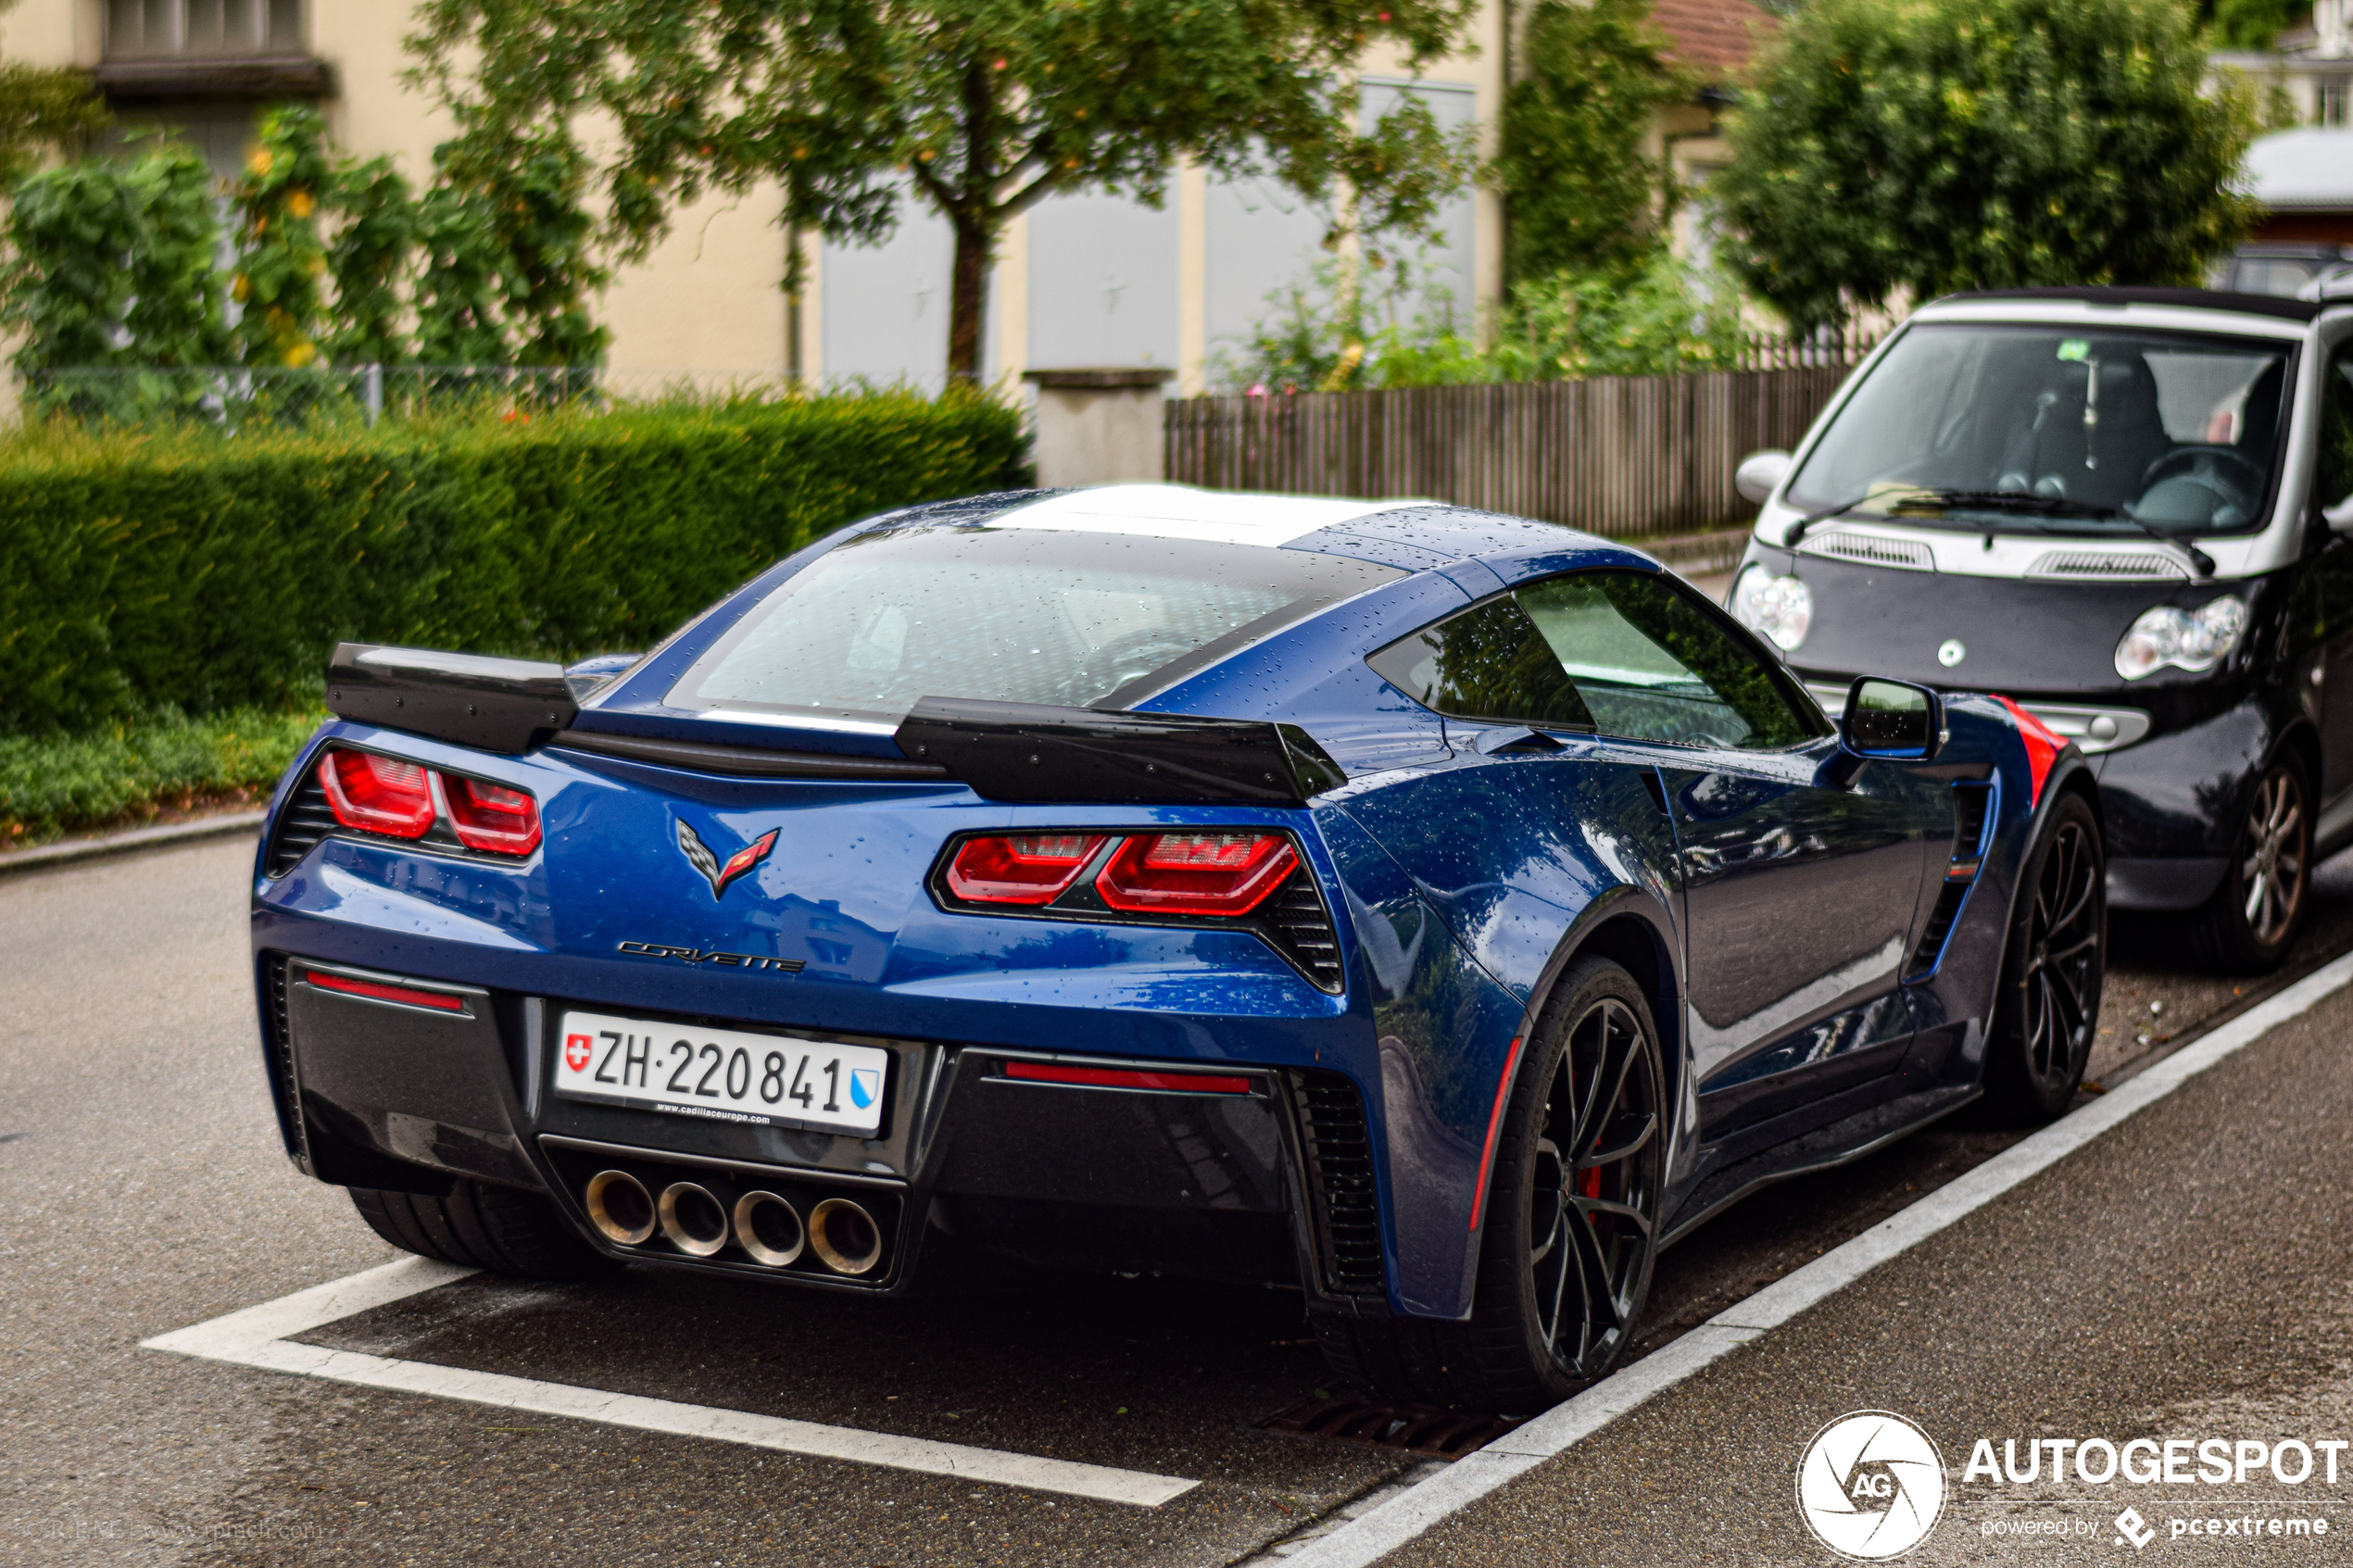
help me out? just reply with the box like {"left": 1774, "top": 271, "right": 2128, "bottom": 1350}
{"left": 1311, "top": 956, "right": 1666, "bottom": 1411}
{"left": 2194, "top": 755, "right": 2310, "bottom": 972}
{"left": 1524, "top": 991, "right": 1663, "bottom": 1380}
{"left": 1984, "top": 791, "right": 2106, "bottom": 1122}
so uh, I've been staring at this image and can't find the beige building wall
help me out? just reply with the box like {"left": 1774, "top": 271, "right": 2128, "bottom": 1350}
{"left": 2, "top": 0, "right": 1521, "bottom": 388}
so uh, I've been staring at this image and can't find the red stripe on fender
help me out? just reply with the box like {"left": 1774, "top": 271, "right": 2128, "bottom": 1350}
{"left": 303, "top": 970, "right": 468, "bottom": 1013}
{"left": 1992, "top": 695, "right": 2062, "bottom": 807}
{"left": 1468, "top": 1035, "right": 1528, "bottom": 1232}
{"left": 1000, "top": 1060, "right": 1254, "bottom": 1095}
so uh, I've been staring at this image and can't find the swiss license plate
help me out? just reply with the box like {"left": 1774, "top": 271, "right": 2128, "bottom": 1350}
{"left": 553, "top": 1010, "right": 889, "bottom": 1137}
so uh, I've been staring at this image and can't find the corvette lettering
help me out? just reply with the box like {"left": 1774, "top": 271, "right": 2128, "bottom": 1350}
{"left": 614, "top": 940, "right": 805, "bottom": 972}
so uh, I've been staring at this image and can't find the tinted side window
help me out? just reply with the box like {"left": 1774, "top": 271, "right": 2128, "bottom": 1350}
{"left": 2322, "top": 344, "right": 2353, "bottom": 517}
{"left": 1368, "top": 570, "right": 1822, "bottom": 750}
{"left": 1365, "top": 596, "right": 1596, "bottom": 729}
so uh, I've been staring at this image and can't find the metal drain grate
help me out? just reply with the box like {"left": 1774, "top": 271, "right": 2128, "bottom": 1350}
{"left": 1254, "top": 1396, "right": 1524, "bottom": 1460}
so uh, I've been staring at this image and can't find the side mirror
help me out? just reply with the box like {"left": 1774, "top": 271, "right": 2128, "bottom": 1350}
{"left": 2324, "top": 495, "right": 2353, "bottom": 533}
{"left": 1821, "top": 677, "right": 1942, "bottom": 787}
{"left": 1735, "top": 449, "right": 1793, "bottom": 507}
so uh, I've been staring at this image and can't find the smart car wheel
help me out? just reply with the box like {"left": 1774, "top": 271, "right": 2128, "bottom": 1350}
{"left": 1983, "top": 792, "right": 2106, "bottom": 1122}
{"left": 1310, "top": 957, "right": 1664, "bottom": 1412}
{"left": 2193, "top": 754, "right": 2311, "bottom": 973}
{"left": 349, "top": 1181, "right": 619, "bottom": 1281}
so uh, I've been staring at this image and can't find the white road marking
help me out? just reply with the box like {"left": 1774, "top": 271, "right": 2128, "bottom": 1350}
{"left": 988, "top": 483, "right": 1428, "bottom": 546}
{"left": 1273, "top": 949, "right": 2353, "bottom": 1567}
{"left": 141, "top": 1256, "right": 1197, "bottom": 1508}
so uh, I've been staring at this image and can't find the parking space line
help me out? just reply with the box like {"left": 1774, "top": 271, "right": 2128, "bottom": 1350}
{"left": 1269, "top": 949, "right": 2353, "bottom": 1567}
{"left": 141, "top": 1256, "right": 1199, "bottom": 1508}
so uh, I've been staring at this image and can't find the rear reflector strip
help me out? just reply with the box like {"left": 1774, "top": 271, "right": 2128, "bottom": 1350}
{"left": 1000, "top": 1060, "right": 1254, "bottom": 1096}
{"left": 302, "top": 970, "right": 469, "bottom": 1013}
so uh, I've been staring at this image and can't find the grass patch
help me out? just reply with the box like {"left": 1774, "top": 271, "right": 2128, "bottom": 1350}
{"left": 0, "top": 707, "right": 322, "bottom": 847}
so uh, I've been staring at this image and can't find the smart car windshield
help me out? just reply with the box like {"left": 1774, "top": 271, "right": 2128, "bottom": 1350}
{"left": 667, "top": 525, "right": 1403, "bottom": 725}
{"left": 1785, "top": 323, "right": 2295, "bottom": 537}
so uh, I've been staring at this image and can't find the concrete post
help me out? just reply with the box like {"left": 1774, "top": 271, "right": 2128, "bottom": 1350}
{"left": 1023, "top": 367, "right": 1172, "bottom": 488}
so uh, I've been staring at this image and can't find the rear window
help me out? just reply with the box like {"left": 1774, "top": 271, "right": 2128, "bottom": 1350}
{"left": 667, "top": 526, "right": 1403, "bottom": 725}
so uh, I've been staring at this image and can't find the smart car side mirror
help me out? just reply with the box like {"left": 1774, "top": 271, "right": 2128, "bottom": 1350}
{"left": 1822, "top": 677, "right": 1943, "bottom": 787}
{"left": 1735, "top": 450, "right": 1793, "bottom": 507}
{"left": 2324, "top": 495, "right": 2353, "bottom": 534}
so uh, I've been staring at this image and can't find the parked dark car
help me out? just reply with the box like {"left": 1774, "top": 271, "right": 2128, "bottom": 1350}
{"left": 253, "top": 484, "right": 2095, "bottom": 1410}
{"left": 1730, "top": 286, "right": 2353, "bottom": 969}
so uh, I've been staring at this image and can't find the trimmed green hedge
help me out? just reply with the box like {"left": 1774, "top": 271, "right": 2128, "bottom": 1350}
{"left": 0, "top": 388, "right": 1030, "bottom": 736}
{"left": 0, "top": 705, "right": 323, "bottom": 844}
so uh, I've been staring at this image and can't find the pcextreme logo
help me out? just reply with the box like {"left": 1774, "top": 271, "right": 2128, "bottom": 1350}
{"left": 1797, "top": 1410, "right": 1949, "bottom": 1560}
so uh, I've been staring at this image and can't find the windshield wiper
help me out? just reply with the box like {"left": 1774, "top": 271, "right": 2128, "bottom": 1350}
{"left": 1895, "top": 491, "right": 2214, "bottom": 579}
{"left": 1780, "top": 485, "right": 1937, "bottom": 548}
{"left": 1793, "top": 487, "right": 2214, "bottom": 579}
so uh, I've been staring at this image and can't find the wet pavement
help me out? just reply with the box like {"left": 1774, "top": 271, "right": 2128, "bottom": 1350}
{"left": 6, "top": 836, "right": 2353, "bottom": 1565}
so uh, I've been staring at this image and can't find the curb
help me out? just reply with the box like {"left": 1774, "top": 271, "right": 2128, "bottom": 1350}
{"left": 0, "top": 810, "right": 267, "bottom": 879}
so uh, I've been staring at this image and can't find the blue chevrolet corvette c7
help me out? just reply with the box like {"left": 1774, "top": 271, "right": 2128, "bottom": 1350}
{"left": 251, "top": 483, "right": 2104, "bottom": 1410}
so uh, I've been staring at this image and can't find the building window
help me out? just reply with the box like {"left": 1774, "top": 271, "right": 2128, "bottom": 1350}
{"left": 106, "top": 0, "right": 302, "bottom": 58}
{"left": 2322, "top": 81, "right": 2349, "bottom": 129}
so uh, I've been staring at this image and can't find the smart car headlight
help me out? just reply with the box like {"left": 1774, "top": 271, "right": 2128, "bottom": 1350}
{"left": 1730, "top": 564, "right": 1814, "bottom": 652}
{"left": 2113, "top": 595, "right": 2246, "bottom": 681}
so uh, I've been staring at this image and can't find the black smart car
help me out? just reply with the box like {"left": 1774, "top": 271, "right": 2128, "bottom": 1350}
{"left": 1730, "top": 283, "right": 2353, "bottom": 970}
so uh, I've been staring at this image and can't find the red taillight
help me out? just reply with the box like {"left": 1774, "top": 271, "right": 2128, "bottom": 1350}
{"left": 945, "top": 833, "right": 1106, "bottom": 905}
{"left": 1001, "top": 1060, "right": 1255, "bottom": 1095}
{"left": 318, "top": 748, "right": 435, "bottom": 838}
{"left": 1094, "top": 831, "right": 1297, "bottom": 916}
{"left": 443, "top": 775, "right": 542, "bottom": 855}
{"left": 302, "top": 969, "right": 468, "bottom": 1012}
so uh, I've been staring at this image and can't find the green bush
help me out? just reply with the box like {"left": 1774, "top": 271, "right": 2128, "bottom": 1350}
{"left": 0, "top": 705, "right": 322, "bottom": 844}
{"left": 0, "top": 387, "right": 1030, "bottom": 738}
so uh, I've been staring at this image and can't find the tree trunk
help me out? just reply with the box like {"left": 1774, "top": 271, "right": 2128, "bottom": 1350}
{"left": 947, "top": 221, "right": 989, "bottom": 382}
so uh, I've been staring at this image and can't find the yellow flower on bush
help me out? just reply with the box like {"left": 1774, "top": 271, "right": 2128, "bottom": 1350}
{"left": 248, "top": 147, "right": 272, "bottom": 176}
{"left": 231, "top": 273, "right": 251, "bottom": 303}
{"left": 283, "top": 340, "right": 318, "bottom": 368}
{"left": 287, "top": 188, "right": 314, "bottom": 220}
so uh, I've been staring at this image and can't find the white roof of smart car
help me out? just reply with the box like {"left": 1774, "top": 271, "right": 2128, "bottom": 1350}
{"left": 988, "top": 484, "right": 1430, "bottom": 546}
{"left": 1907, "top": 295, "right": 2313, "bottom": 341}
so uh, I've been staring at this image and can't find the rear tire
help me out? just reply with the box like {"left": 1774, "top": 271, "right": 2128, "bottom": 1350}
{"left": 1982, "top": 791, "right": 2106, "bottom": 1123}
{"left": 2190, "top": 752, "right": 2311, "bottom": 973}
{"left": 349, "top": 1181, "right": 619, "bottom": 1281}
{"left": 1312, "top": 957, "right": 1665, "bottom": 1411}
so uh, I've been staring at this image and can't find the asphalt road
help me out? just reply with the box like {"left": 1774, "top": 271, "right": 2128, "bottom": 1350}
{"left": 6, "top": 834, "right": 2353, "bottom": 1566}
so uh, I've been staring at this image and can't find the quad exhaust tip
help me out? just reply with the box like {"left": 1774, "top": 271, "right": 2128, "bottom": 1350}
{"left": 657, "top": 1181, "right": 731, "bottom": 1257}
{"left": 808, "top": 1197, "right": 883, "bottom": 1276}
{"left": 733, "top": 1190, "right": 805, "bottom": 1267}
{"left": 584, "top": 1169, "right": 657, "bottom": 1246}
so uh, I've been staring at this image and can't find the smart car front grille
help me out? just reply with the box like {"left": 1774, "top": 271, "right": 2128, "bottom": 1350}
{"left": 261, "top": 952, "right": 309, "bottom": 1170}
{"left": 264, "top": 772, "right": 340, "bottom": 877}
{"left": 1290, "top": 1070, "right": 1383, "bottom": 1297}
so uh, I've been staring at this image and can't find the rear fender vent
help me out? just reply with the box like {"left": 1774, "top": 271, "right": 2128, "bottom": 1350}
{"left": 1951, "top": 783, "right": 1994, "bottom": 862}
{"left": 261, "top": 952, "right": 310, "bottom": 1170}
{"left": 264, "top": 768, "right": 338, "bottom": 877}
{"left": 1906, "top": 884, "right": 1969, "bottom": 980}
{"left": 1261, "top": 871, "right": 1345, "bottom": 993}
{"left": 1289, "top": 1069, "right": 1383, "bottom": 1297}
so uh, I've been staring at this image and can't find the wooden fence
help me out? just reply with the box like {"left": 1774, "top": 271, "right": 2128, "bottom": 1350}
{"left": 1164, "top": 359, "right": 1864, "bottom": 540}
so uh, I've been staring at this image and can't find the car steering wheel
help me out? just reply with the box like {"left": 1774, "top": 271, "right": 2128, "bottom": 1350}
{"left": 2138, "top": 445, "right": 2265, "bottom": 503}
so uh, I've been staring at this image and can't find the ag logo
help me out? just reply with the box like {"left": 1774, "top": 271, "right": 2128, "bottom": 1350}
{"left": 1796, "top": 1410, "right": 1947, "bottom": 1560}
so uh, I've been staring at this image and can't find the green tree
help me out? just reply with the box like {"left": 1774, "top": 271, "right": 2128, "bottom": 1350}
{"left": 1714, "top": 0, "right": 2261, "bottom": 330}
{"left": 1492, "top": 0, "right": 1688, "bottom": 283}
{"left": 232, "top": 105, "right": 334, "bottom": 367}
{"left": 0, "top": 0, "right": 106, "bottom": 188}
{"left": 406, "top": 0, "right": 1480, "bottom": 380}
{"left": 6, "top": 140, "right": 227, "bottom": 374}
{"left": 2207, "top": 0, "right": 2301, "bottom": 50}
{"left": 325, "top": 155, "right": 418, "bottom": 367}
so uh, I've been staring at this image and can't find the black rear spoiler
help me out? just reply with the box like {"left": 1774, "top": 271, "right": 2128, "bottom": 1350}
{"left": 327, "top": 644, "right": 576, "bottom": 753}
{"left": 323, "top": 650, "right": 1344, "bottom": 801}
{"left": 894, "top": 697, "right": 1344, "bottom": 805}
